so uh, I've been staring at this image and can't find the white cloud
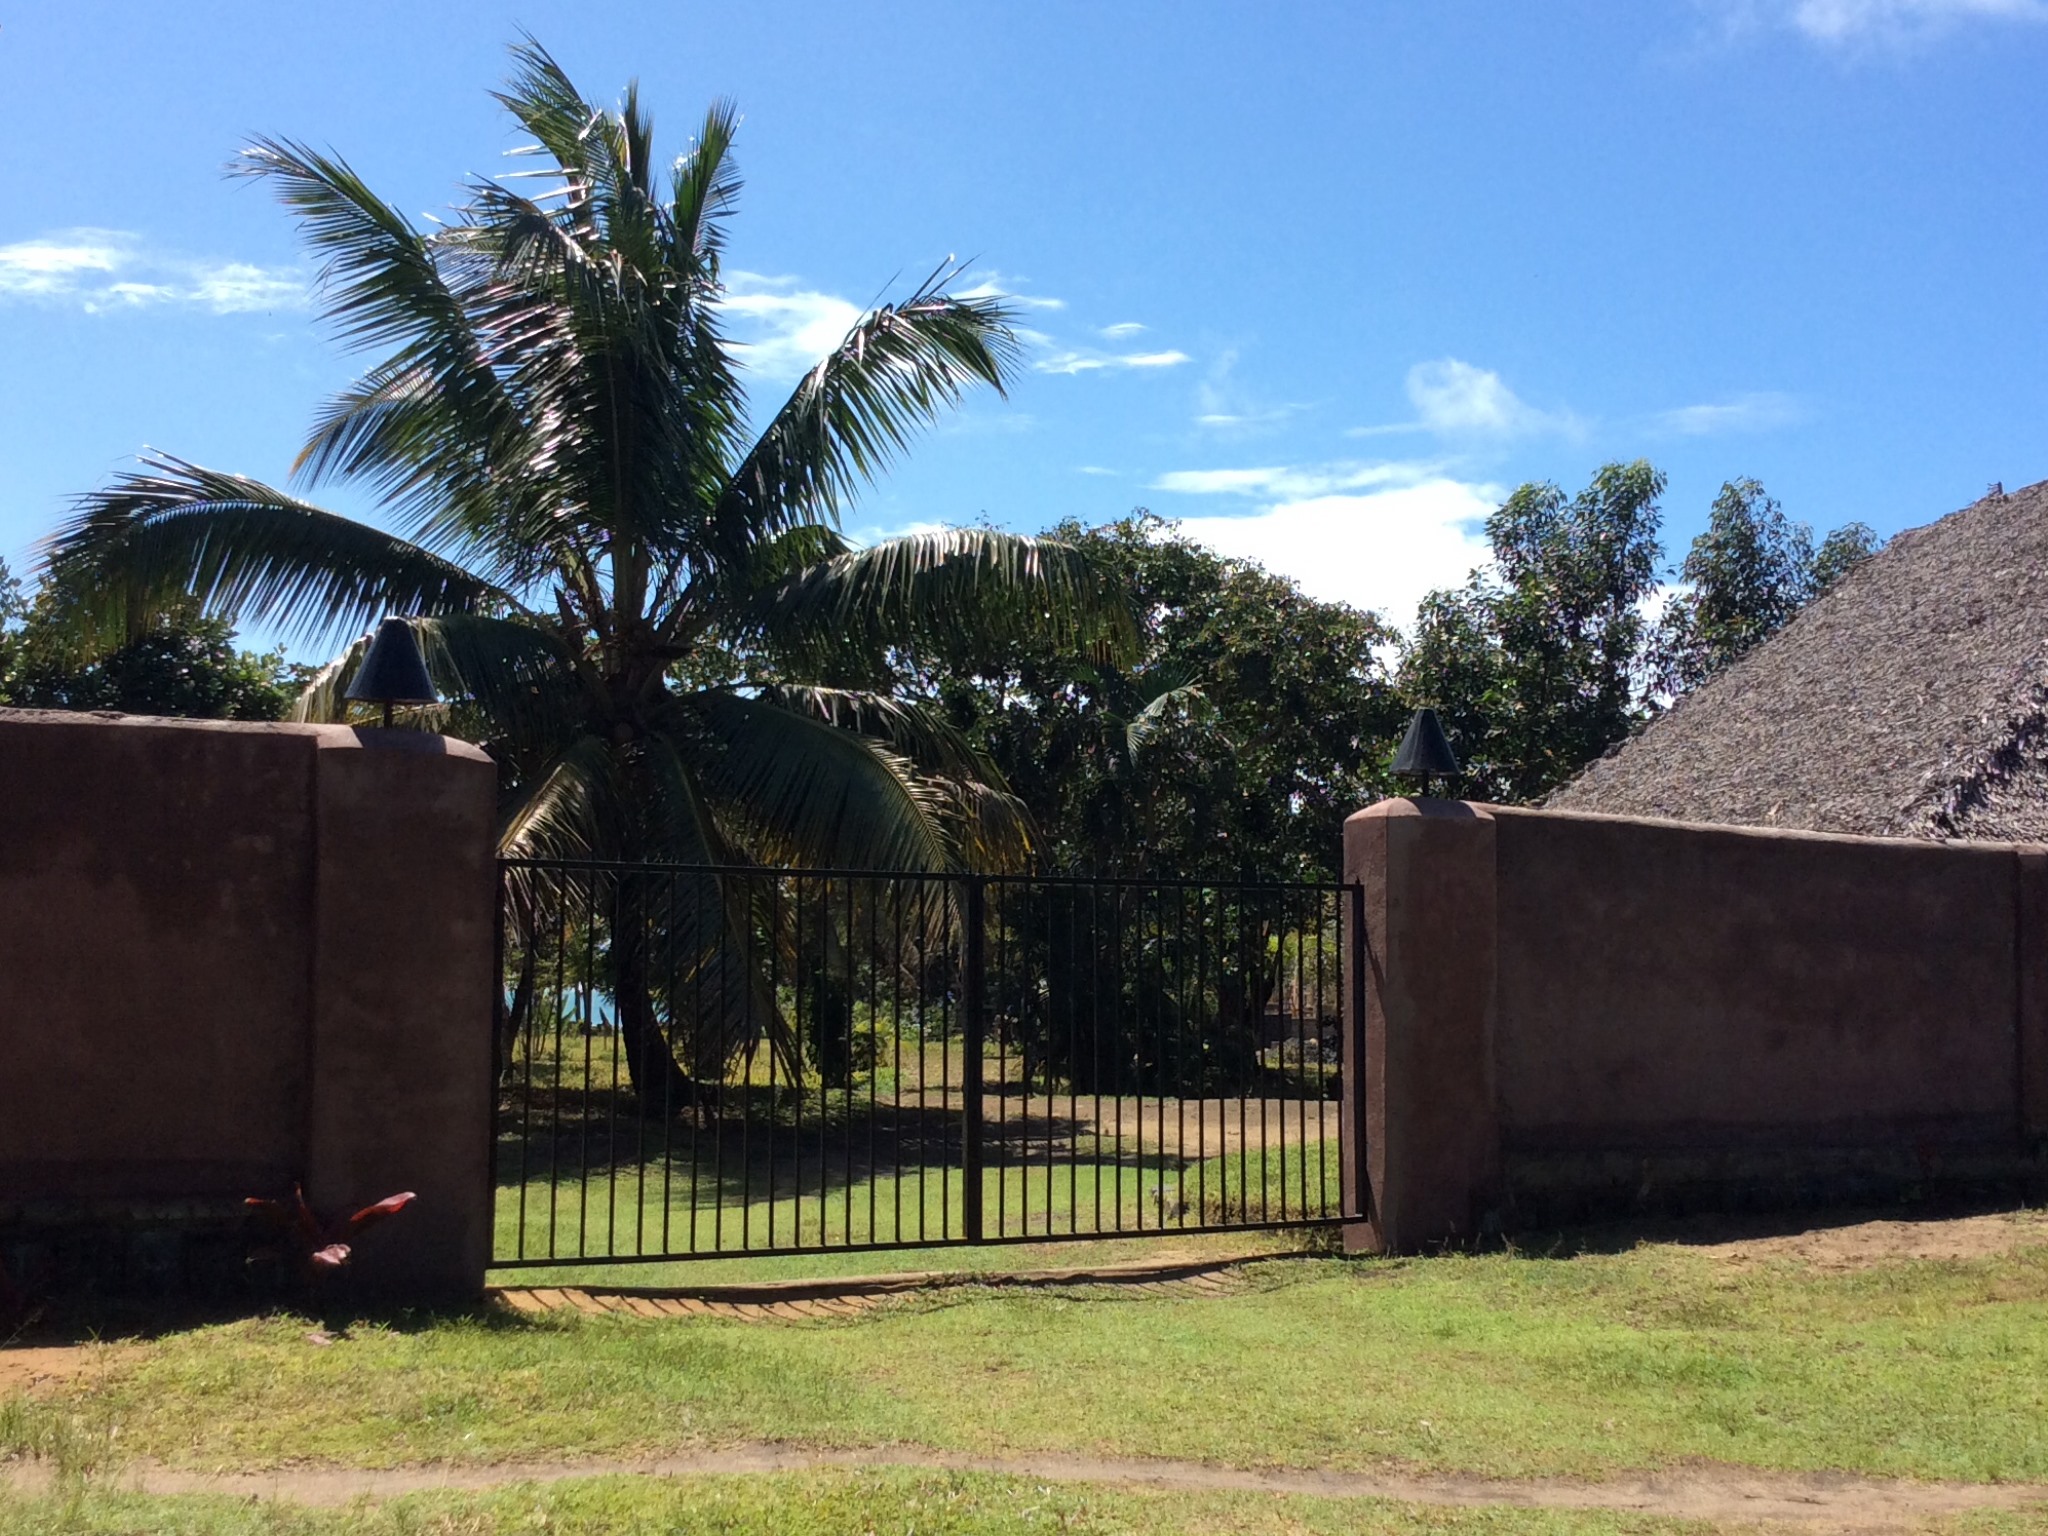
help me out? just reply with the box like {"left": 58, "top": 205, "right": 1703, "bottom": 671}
{"left": 1192, "top": 347, "right": 1303, "bottom": 434}
{"left": 1197, "top": 407, "right": 1301, "bottom": 430}
{"left": 953, "top": 268, "right": 1066, "bottom": 311}
{"left": 1148, "top": 457, "right": 1496, "bottom": 630}
{"left": 1167, "top": 476, "right": 1501, "bottom": 635}
{"left": 0, "top": 229, "right": 306, "bottom": 314}
{"left": 1653, "top": 391, "right": 1803, "bottom": 436}
{"left": 1019, "top": 312, "right": 1187, "bottom": 377}
{"left": 189, "top": 263, "right": 308, "bottom": 314}
{"left": 1035, "top": 346, "right": 1192, "bottom": 376}
{"left": 1703, "top": 0, "right": 2048, "bottom": 45}
{"left": 1151, "top": 460, "right": 1439, "bottom": 500}
{"left": 842, "top": 518, "right": 952, "bottom": 550}
{"left": 719, "top": 270, "right": 864, "bottom": 382}
{"left": 1405, "top": 358, "right": 1574, "bottom": 437}
{"left": 0, "top": 232, "right": 124, "bottom": 292}
{"left": 1348, "top": 358, "right": 1579, "bottom": 440}
{"left": 1075, "top": 465, "right": 1119, "bottom": 476}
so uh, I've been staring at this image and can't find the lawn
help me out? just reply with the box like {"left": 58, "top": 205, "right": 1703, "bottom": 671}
{"left": 11, "top": 1230, "right": 2048, "bottom": 1478}
{"left": 0, "top": 1470, "right": 1758, "bottom": 1536}
{"left": 492, "top": 1138, "right": 1346, "bottom": 1287}
{"left": 6, "top": 1219, "right": 2048, "bottom": 1532}
{"left": 493, "top": 1026, "right": 1346, "bottom": 1283}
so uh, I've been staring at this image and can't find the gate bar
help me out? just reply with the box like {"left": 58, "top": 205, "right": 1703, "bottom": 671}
{"left": 961, "top": 873, "right": 986, "bottom": 1243}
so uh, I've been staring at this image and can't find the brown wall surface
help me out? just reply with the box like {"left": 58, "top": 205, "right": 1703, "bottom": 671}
{"left": 0, "top": 709, "right": 497, "bottom": 1299}
{"left": 1345, "top": 799, "right": 2047, "bottom": 1251}
{"left": 1490, "top": 807, "right": 2020, "bottom": 1149}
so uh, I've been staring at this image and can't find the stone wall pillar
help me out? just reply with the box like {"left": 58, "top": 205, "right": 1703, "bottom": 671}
{"left": 306, "top": 730, "right": 498, "bottom": 1300}
{"left": 0, "top": 711, "right": 497, "bottom": 1303}
{"left": 1341, "top": 798, "right": 1500, "bottom": 1253}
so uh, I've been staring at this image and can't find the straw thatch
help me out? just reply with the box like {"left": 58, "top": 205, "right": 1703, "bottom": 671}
{"left": 1549, "top": 479, "right": 2048, "bottom": 841}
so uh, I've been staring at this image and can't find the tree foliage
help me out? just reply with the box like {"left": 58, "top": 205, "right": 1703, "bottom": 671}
{"left": 909, "top": 513, "right": 1408, "bottom": 883}
{"left": 1654, "top": 478, "right": 1878, "bottom": 694}
{"left": 0, "top": 559, "right": 300, "bottom": 720}
{"left": 1400, "top": 461, "right": 1666, "bottom": 803}
{"left": 1402, "top": 464, "right": 1883, "bottom": 804}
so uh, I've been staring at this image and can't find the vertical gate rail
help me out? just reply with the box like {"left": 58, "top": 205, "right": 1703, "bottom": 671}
{"left": 493, "top": 859, "right": 1366, "bottom": 1268}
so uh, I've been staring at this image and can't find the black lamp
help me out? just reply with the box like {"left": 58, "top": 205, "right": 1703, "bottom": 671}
{"left": 1390, "top": 707, "right": 1460, "bottom": 798}
{"left": 345, "top": 617, "right": 438, "bottom": 728}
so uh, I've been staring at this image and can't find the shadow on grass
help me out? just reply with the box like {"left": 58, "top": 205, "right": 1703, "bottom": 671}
{"left": 494, "top": 1090, "right": 1201, "bottom": 1210}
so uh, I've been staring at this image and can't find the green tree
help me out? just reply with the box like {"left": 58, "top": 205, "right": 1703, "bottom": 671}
{"left": 1654, "top": 478, "right": 1879, "bottom": 694}
{"left": 0, "top": 559, "right": 301, "bottom": 719}
{"left": 1401, "top": 461, "right": 1666, "bottom": 802}
{"left": 1810, "top": 520, "right": 1882, "bottom": 596}
{"left": 898, "top": 512, "right": 1403, "bottom": 1097}
{"left": 914, "top": 513, "right": 1406, "bottom": 884}
{"left": 42, "top": 42, "right": 1123, "bottom": 1100}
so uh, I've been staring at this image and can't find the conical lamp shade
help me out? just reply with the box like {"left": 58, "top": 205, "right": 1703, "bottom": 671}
{"left": 1391, "top": 707, "right": 1460, "bottom": 780}
{"left": 345, "top": 618, "right": 438, "bottom": 707}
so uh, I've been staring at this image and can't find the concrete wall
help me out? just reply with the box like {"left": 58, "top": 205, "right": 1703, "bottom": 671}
{"left": 1344, "top": 799, "right": 2048, "bottom": 1252}
{"left": 0, "top": 709, "right": 498, "bottom": 1299}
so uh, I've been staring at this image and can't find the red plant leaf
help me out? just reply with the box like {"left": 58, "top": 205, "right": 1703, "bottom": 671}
{"left": 346, "top": 1192, "right": 416, "bottom": 1233}
{"left": 308, "top": 1243, "right": 353, "bottom": 1269}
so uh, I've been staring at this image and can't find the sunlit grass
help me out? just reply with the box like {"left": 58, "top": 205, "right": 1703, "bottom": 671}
{"left": 19, "top": 1239, "right": 2048, "bottom": 1485}
{"left": 493, "top": 1028, "right": 1346, "bottom": 1283}
{"left": 0, "top": 1468, "right": 1734, "bottom": 1536}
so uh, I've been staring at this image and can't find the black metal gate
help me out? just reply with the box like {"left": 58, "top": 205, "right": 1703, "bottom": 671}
{"left": 492, "top": 860, "right": 1365, "bottom": 1269}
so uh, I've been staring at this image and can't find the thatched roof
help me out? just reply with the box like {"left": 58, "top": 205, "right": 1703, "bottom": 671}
{"left": 1549, "top": 478, "right": 2048, "bottom": 841}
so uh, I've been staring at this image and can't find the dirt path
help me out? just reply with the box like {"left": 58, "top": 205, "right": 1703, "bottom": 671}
{"left": 0, "top": 1344, "right": 123, "bottom": 1395}
{"left": 5, "top": 1445, "right": 2043, "bottom": 1530}
{"left": 1695, "top": 1208, "right": 2048, "bottom": 1270}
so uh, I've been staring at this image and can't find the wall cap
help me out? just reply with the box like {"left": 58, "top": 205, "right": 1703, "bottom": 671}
{"left": 1483, "top": 800, "right": 2030, "bottom": 858}
{"left": 0, "top": 708, "right": 490, "bottom": 766}
{"left": 1347, "top": 797, "right": 1495, "bottom": 826}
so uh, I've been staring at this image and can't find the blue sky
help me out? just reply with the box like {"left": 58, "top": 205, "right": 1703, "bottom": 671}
{"left": 4, "top": 0, "right": 2047, "bottom": 650}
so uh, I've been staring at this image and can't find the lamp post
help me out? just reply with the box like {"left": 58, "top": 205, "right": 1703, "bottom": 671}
{"left": 344, "top": 617, "right": 438, "bottom": 728}
{"left": 1390, "top": 706, "right": 1460, "bottom": 799}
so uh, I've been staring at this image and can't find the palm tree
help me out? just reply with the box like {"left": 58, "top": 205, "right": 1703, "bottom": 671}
{"left": 46, "top": 39, "right": 1127, "bottom": 1102}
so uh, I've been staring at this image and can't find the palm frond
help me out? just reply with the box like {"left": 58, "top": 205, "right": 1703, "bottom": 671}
{"left": 45, "top": 457, "right": 509, "bottom": 650}
{"left": 757, "top": 684, "right": 1006, "bottom": 786}
{"left": 709, "top": 266, "right": 1019, "bottom": 554}
{"left": 739, "top": 686, "right": 1035, "bottom": 871}
{"left": 682, "top": 689, "right": 957, "bottom": 873}
{"left": 239, "top": 135, "right": 546, "bottom": 580}
{"left": 935, "top": 777, "right": 1036, "bottom": 873}
{"left": 669, "top": 100, "right": 742, "bottom": 270}
{"left": 742, "top": 527, "right": 1137, "bottom": 667}
{"left": 498, "top": 732, "right": 618, "bottom": 862}
{"left": 294, "top": 362, "right": 562, "bottom": 593}
{"left": 1123, "top": 672, "right": 1213, "bottom": 762}
{"left": 238, "top": 135, "right": 501, "bottom": 374}
{"left": 459, "top": 155, "right": 745, "bottom": 571}
{"left": 492, "top": 36, "right": 606, "bottom": 236}
{"left": 629, "top": 731, "right": 801, "bottom": 1078}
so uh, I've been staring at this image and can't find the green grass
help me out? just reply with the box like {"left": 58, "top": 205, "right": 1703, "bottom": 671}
{"left": 15, "top": 1240, "right": 2048, "bottom": 1486}
{"left": 490, "top": 1140, "right": 1344, "bottom": 1287}
{"left": 0, "top": 1470, "right": 1729, "bottom": 1536}
{"left": 492, "top": 1034, "right": 1344, "bottom": 1284}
